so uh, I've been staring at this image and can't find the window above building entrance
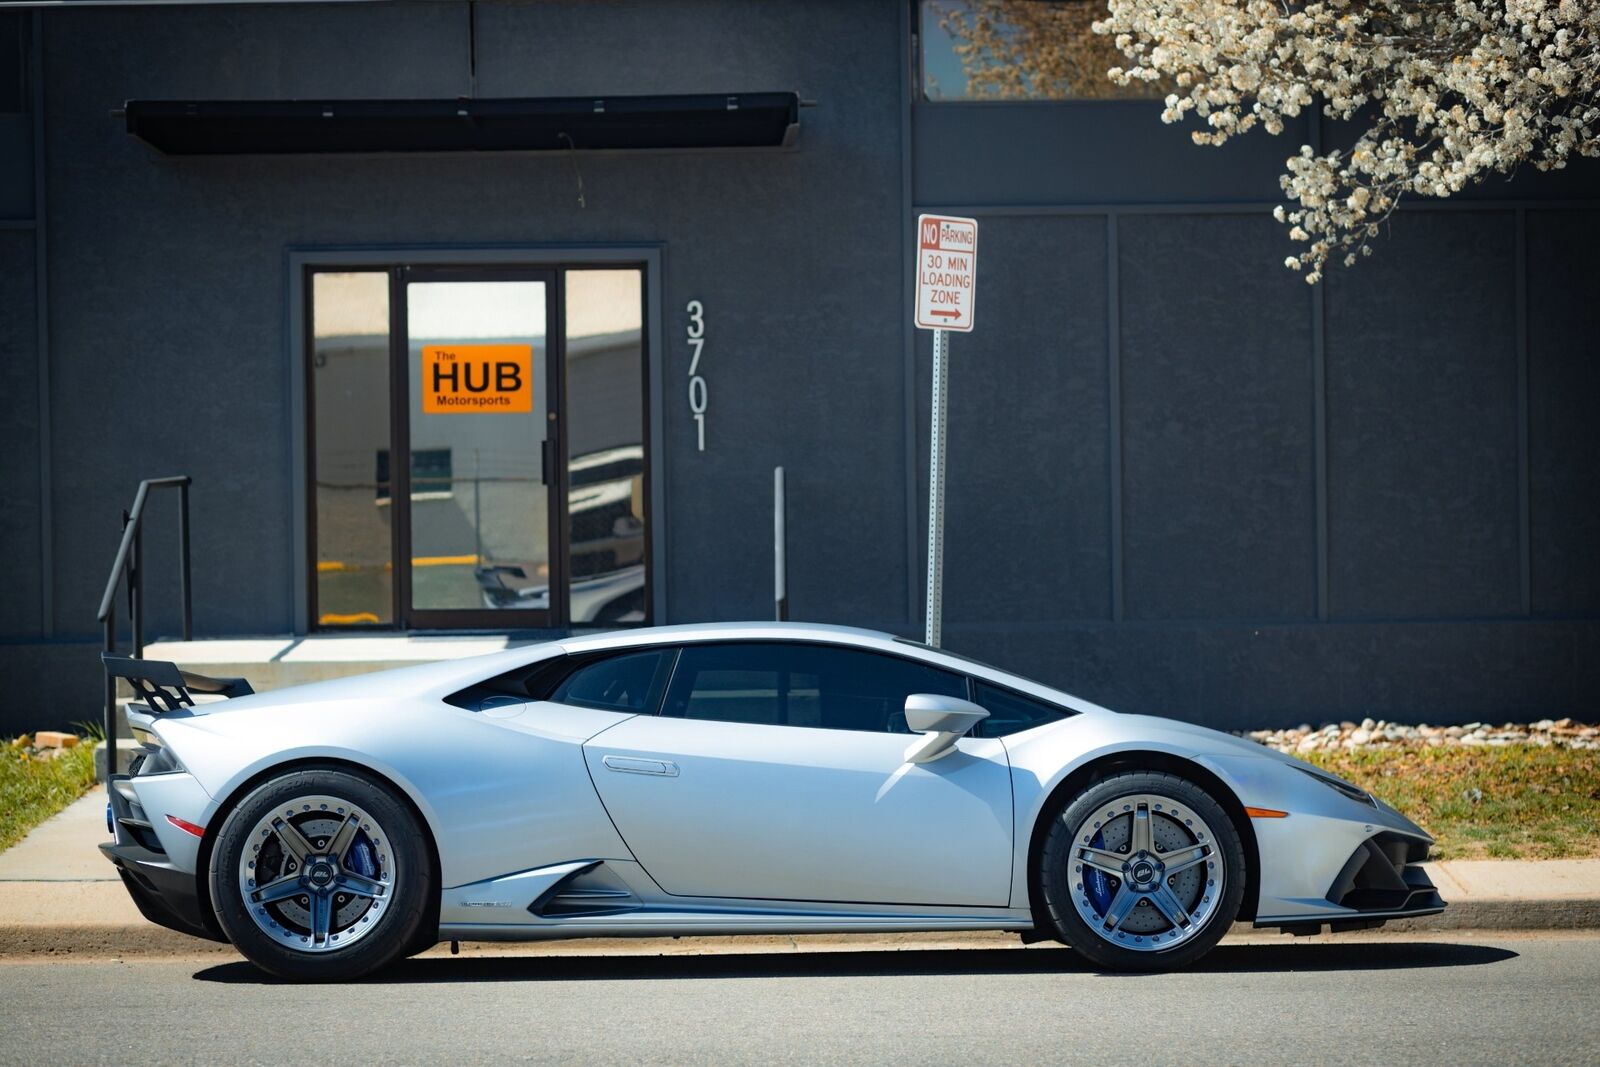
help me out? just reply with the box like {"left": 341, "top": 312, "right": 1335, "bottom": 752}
{"left": 918, "top": 0, "right": 1167, "bottom": 101}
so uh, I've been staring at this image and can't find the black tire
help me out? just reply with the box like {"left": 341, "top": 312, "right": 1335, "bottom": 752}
{"left": 404, "top": 922, "right": 441, "bottom": 960}
{"left": 1035, "top": 770, "right": 1246, "bottom": 972}
{"left": 209, "top": 767, "right": 435, "bottom": 981}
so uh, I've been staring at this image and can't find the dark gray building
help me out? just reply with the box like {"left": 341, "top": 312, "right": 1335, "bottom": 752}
{"left": 2, "top": 0, "right": 1596, "bottom": 734}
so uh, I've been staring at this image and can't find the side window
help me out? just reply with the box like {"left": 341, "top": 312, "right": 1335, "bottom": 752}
{"left": 663, "top": 643, "right": 965, "bottom": 734}
{"left": 549, "top": 649, "right": 673, "bottom": 713}
{"left": 972, "top": 681, "right": 1068, "bottom": 737}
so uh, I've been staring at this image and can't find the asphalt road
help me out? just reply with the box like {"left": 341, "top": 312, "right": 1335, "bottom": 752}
{"left": 3, "top": 934, "right": 1598, "bottom": 1065}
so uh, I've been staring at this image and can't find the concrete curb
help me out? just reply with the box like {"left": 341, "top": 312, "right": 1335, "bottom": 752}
{"left": 5, "top": 904, "right": 1600, "bottom": 962}
{"left": 0, "top": 924, "right": 239, "bottom": 960}
{"left": 1380, "top": 898, "right": 1600, "bottom": 932}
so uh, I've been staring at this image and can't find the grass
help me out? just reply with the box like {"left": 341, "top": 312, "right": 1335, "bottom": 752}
{"left": 1302, "top": 744, "right": 1600, "bottom": 860}
{"left": 0, "top": 739, "right": 100, "bottom": 852}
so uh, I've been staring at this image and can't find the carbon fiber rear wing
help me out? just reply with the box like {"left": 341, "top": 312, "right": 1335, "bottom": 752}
{"left": 102, "top": 653, "right": 254, "bottom": 713}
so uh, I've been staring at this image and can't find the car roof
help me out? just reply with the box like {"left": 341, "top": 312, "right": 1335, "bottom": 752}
{"left": 560, "top": 621, "right": 898, "bottom": 654}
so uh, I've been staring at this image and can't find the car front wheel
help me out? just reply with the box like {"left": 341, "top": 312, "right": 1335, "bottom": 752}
{"left": 209, "top": 767, "right": 434, "bottom": 981}
{"left": 1036, "top": 770, "right": 1246, "bottom": 971}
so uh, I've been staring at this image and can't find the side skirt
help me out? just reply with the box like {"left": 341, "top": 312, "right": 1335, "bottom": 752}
{"left": 440, "top": 912, "right": 1032, "bottom": 942}
{"left": 439, "top": 858, "right": 1033, "bottom": 940}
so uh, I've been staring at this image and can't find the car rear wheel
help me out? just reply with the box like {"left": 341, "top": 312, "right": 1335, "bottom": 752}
{"left": 209, "top": 767, "right": 434, "bottom": 981}
{"left": 1036, "top": 770, "right": 1245, "bottom": 971}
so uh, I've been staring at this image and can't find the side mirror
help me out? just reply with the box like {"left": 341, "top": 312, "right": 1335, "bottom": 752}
{"left": 903, "top": 693, "right": 989, "bottom": 764}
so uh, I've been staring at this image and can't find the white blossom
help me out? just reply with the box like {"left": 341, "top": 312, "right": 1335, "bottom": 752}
{"left": 1085, "top": 1, "right": 1600, "bottom": 278}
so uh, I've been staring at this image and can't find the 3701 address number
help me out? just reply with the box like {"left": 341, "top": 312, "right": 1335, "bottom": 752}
{"left": 687, "top": 300, "right": 707, "bottom": 452}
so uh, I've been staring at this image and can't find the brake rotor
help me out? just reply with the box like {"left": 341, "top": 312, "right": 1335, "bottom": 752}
{"left": 258, "top": 813, "right": 380, "bottom": 935}
{"left": 1082, "top": 808, "right": 1207, "bottom": 935}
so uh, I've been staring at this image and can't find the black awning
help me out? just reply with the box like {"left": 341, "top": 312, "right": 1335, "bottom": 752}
{"left": 124, "top": 92, "right": 800, "bottom": 155}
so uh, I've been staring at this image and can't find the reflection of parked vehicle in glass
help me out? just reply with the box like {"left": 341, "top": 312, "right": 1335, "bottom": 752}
{"left": 475, "top": 445, "right": 645, "bottom": 622}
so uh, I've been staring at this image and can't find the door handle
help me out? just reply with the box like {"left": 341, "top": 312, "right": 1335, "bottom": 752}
{"left": 602, "top": 755, "right": 679, "bottom": 777}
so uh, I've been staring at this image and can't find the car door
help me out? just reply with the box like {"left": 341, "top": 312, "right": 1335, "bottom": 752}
{"left": 581, "top": 641, "right": 1014, "bottom": 907}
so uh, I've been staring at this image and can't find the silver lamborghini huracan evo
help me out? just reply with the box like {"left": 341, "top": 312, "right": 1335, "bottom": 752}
{"left": 101, "top": 622, "right": 1443, "bottom": 980}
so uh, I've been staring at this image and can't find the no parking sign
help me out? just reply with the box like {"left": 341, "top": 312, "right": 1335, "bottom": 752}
{"left": 914, "top": 214, "right": 977, "bottom": 332}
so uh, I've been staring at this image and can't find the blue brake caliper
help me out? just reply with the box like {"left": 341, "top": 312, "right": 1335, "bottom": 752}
{"left": 347, "top": 832, "right": 378, "bottom": 879}
{"left": 1085, "top": 829, "right": 1113, "bottom": 915}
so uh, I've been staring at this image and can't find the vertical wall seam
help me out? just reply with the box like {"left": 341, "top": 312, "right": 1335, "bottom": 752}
{"left": 1515, "top": 207, "right": 1531, "bottom": 615}
{"left": 286, "top": 252, "right": 307, "bottom": 634}
{"left": 1106, "top": 212, "right": 1124, "bottom": 623}
{"left": 31, "top": 11, "right": 52, "bottom": 636}
{"left": 1312, "top": 263, "right": 1329, "bottom": 621}
{"left": 900, "top": 0, "right": 921, "bottom": 630}
{"left": 646, "top": 249, "right": 667, "bottom": 626}
{"left": 1309, "top": 105, "right": 1329, "bottom": 623}
{"left": 466, "top": 0, "right": 478, "bottom": 97}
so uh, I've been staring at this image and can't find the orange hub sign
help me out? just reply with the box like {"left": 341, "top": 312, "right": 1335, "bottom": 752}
{"left": 422, "top": 344, "right": 533, "bottom": 414}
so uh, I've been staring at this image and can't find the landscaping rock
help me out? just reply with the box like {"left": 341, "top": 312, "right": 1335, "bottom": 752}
{"left": 1239, "top": 718, "right": 1600, "bottom": 754}
{"left": 8, "top": 732, "right": 93, "bottom": 765}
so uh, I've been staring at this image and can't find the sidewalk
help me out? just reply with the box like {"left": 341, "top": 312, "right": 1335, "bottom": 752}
{"left": 3, "top": 788, "right": 1599, "bottom": 960}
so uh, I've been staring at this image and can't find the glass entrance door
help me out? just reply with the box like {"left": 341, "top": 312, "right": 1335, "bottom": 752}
{"left": 306, "top": 259, "right": 651, "bottom": 632}
{"left": 398, "top": 270, "right": 558, "bottom": 627}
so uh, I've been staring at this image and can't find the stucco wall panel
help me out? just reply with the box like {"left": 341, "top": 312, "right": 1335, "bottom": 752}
{"left": 1528, "top": 209, "right": 1600, "bottom": 616}
{"left": 0, "top": 232, "right": 41, "bottom": 636}
{"left": 944, "top": 619, "right": 1600, "bottom": 729}
{"left": 1325, "top": 211, "right": 1520, "bottom": 620}
{"left": 1118, "top": 213, "right": 1315, "bottom": 621}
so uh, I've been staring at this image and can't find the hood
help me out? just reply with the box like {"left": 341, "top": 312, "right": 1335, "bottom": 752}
{"left": 1109, "top": 713, "right": 1313, "bottom": 769}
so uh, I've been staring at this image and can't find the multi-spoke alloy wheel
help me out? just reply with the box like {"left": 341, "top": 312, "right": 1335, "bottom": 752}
{"left": 237, "top": 794, "right": 396, "bottom": 953}
{"left": 1037, "top": 771, "right": 1246, "bottom": 972}
{"left": 210, "top": 767, "right": 433, "bottom": 981}
{"left": 1066, "top": 792, "right": 1221, "bottom": 952}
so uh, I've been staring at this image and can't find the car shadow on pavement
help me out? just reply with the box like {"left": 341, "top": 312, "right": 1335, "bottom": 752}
{"left": 1181, "top": 941, "right": 1518, "bottom": 974}
{"left": 193, "top": 941, "right": 1517, "bottom": 985}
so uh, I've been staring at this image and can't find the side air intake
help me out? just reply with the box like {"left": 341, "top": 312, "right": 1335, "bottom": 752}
{"left": 529, "top": 863, "right": 642, "bottom": 918}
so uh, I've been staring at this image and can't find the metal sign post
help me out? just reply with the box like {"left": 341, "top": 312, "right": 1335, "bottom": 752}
{"left": 913, "top": 214, "right": 977, "bottom": 648}
{"left": 774, "top": 465, "right": 788, "bottom": 621}
{"left": 925, "top": 329, "right": 949, "bottom": 647}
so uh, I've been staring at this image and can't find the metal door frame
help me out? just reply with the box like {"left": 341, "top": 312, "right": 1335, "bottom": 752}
{"left": 394, "top": 265, "right": 561, "bottom": 630}
{"left": 289, "top": 245, "right": 666, "bottom": 635}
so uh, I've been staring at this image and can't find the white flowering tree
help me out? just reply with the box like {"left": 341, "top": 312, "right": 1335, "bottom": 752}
{"left": 943, "top": 1, "right": 1600, "bottom": 281}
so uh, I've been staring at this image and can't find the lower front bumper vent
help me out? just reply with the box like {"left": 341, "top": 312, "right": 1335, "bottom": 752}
{"left": 1263, "top": 832, "right": 1446, "bottom": 936}
{"left": 1327, "top": 832, "right": 1443, "bottom": 914}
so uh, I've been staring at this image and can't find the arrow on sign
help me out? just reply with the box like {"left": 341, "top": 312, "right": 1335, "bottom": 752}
{"left": 928, "top": 309, "right": 962, "bottom": 319}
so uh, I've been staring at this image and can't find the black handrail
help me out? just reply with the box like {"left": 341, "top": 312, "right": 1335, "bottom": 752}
{"left": 97, "top": 476, "right": 193, "bottom": 761}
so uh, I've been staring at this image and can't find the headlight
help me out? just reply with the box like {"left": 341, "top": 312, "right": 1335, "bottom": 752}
{"left": 1296, "top": 765, "right": 1375, "bottom": 807}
